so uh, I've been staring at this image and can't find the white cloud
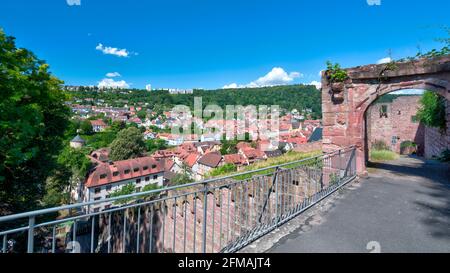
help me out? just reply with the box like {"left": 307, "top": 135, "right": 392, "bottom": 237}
{"left": 309, "top": 81, "right": 322, "bottom": 89}
{"left": 377, "top": 57, "right": 392, "bottom": 64}
{"left": 223, "top": 67, "right": 302, "bottom": 89}
{"left": 66, "top": 0, "right": 81, "bottom": 6}
{"left": 96, "top": 43, "right": 130, "bottom": 57}
{"left": 106, "top": 72, "right": 121, "bottom": 78}
{"left": 222, "top": 83, "right": 240, "bottom": 89}
{"left": 98, "top": 78, "right": 130, "bottom": 89}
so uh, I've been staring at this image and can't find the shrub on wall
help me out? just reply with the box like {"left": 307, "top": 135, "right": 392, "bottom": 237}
{"left": 417, "top": 91, "right": 446, "bottom": 130}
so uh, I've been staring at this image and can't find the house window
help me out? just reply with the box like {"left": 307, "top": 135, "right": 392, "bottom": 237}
{"left": 153, "top": 175, "right": 158, "bottom": 180}
{"left": 93, "top": 208, "right": 100, "bottom": 213}
{"left": 94, "top": 197, "right": 101, "bottom": 201}
{"left": 145, "top": 176, "right": 150, "bottom": 181}
{"left": 106, "top": 194, "right": 110, "bottom": 199}
{"left": 124, "top": 169, "right": 130, "bottom": 174}
{"left": 133, "top": 167, "right": 139, "bottom": 172}
{"left": 136, "top": 178, "right": 141, "bottom": 184}
{"left": 106, "top": 185, "right": 112, "bottom": 191}
{"left": 94, "top": 188, "right": 101, "bottom": 194}
{"left": 105, "top": 205, "right": 111, "bottom": 209}
{"left": 143, "top": 166, "right": 148, "bottom": 170}
{"left": 100, "top": 173, "right": 107, "bottom": 179}
{"left": 113, "top": 171, "right": 119, "bottom": 177}
{"left": 151, "top": 164, "right": 157, "bottom": 169}
{"left": 380, "top": 105, "right": 388, "bottom": 118}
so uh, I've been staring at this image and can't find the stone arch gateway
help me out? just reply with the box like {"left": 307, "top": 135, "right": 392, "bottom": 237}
{"left": 321, "top": 55, "right": 450, "bottom": 175}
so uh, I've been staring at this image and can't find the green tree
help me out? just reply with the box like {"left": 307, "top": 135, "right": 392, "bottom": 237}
{"left": 43, "top": 146, "right": 91, "bottom": 206}
{"left": 0, "top": 29, "right": 71, "bottom": 214}
{"left": 145, "top": 138, "right": 168, "bottom": 154}
{"left": 110, "top": 184, "right": 136, "bottom": 204}
{"left": 109, "top": 127, "right": 145, "bottom": 161}
{"left": 171, "top": 173, "right": 194, "bottom": 186}
{"left": 80, "top": 120, "right": 94, "bottom": 135}
{"left": 417, "top": 91, "right": 446, "bottom": 130}
{"left": 136, "top": 110, "right": 147, "bottom": 120}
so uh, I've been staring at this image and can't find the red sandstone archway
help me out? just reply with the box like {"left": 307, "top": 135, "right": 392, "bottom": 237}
{"left": 322, "top": 55, "right": 450, "bottom": 175}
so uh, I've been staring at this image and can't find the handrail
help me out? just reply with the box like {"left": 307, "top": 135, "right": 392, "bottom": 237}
{"left": 0, "top": 149, "right": 346, "bottom": 223}
{"left": 0, "top": 146, "right": 357, "bottom": 254}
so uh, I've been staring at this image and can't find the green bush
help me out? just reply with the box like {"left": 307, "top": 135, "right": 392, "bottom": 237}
{"left": 400, "top": 141, "right": 417, "bottom": 150}
{"left": 437, "top": 149, "right": 450, "bottom": 162}
{"left": 325, "top": 61, "right": 349, "bottom": 82}
{"left": 417, "top": 91, "right": 446, "bottom": 130}
{"left": 372, "top": 140, "right": 390, "bottom": 151}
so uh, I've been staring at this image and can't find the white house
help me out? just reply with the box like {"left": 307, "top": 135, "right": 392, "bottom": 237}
{"left": 83, "top": 156, "right": 165, "bottom": 212}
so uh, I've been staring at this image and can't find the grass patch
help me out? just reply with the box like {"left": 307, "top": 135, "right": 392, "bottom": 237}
{"left": 370, "top": 149, "right": 399, "bottom": 162}
{"left": 206, "top": 150, "right": 322, "bottom": 180}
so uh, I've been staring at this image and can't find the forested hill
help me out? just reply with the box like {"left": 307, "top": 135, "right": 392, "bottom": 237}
{"left": 68, "top": 84, "right": 322, "bottom": 118}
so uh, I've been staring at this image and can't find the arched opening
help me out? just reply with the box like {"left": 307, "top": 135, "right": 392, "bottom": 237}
{"left": 363, "top": 88, "right": 449, "bottom": 168}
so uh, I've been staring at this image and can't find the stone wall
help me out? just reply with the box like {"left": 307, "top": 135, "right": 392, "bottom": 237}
{"left": 293, "top": 141, "right": 322, "bottom": 153}
{"left": 366, "top": 96, "right": 424, "bottom": 155}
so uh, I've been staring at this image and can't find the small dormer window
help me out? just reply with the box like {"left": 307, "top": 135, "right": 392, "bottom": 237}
{"left": 124, "top": 169, "right": 130, "bottom": 174}
{"left": 100, "top": 174, "right": 107, "bottom": 179}
{"left": 143, "top": 166, "right": 148, "bottom": 170}
{"left": 133, "top": 167, "right": 139, "bottom": 172}
{"left": 113, "top": 171, "right": 119, "bottom": 177}
{"left": 151, "top": 164, "right": 157, "bottom": 169}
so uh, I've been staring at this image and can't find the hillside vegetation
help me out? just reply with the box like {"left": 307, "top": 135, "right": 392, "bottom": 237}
{"left": 68, "top": 84, "right": 322, "bottom": 119}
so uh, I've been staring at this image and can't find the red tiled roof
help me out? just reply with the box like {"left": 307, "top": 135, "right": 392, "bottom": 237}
{"left": 224, "top": 154, "right": 246, "bottom": 165}
{"left": 241, "top": 147, "right": 266, "bottom": 160}
{"left": 184, "top": 153, "right": 200, "bottom": 168}
{"left": 85, "top": 156, "right": 164, "bottom": 188}
{"left": 236, "top": 142, "right": 251, "bottom": 150}
{"left": 90, "top": 119, "right": 107, "bottom": 127}
{"left": 197, "top": 152, "right": 222, "bottom": 168}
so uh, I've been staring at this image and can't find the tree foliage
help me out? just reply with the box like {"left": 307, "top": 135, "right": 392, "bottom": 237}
{"left": 145, "top": 138, "right": 168, "bottom": 154}
{"left": 109, "top": 183, "right": 136, "bottom": 204}
{"left": 0, "top": 29, "right": 70, "bottom": 214}
{"left": 171, "top": 173, "right": 194, "bottom": 186}
{"left": 109, "top": 127, "right": 146, "bottom": 161}
{"left": 417, "top": 91, "right": 446, "bottom": 130}
{"left": 43, "top": 146, "right": 91, "bottom": 206}
{"left": 67, "top": 84, "right": 322, "bottom": 119}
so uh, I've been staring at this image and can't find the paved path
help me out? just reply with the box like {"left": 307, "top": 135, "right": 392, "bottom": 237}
{"left": 268, "top": 156, "right": 450, "bottom": 253}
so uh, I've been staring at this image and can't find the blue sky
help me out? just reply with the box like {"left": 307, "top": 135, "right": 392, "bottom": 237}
{"left": 0, "top": 0, "right": 449, "bottom": 89}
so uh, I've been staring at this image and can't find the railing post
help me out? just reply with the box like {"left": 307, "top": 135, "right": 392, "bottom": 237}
{"left": 201, "top": 182, "right": 208, "bottom": 253}
{"left": 27, "top": 216, "right": 35, "bottom": 253}
{"left": 274, "top": 167, "right": 280, "bottom": 227}
{"left": 338, "top": 149, "right": 342, "bottom": 183}
{"left": 3, "top": 234, "right": 7, "bottom": 253}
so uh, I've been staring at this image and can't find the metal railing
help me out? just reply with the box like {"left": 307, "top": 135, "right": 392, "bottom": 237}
{"left": 0, "top": 146, "right": 356, "bottom": 253}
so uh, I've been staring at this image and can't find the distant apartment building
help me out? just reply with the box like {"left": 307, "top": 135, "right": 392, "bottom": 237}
{"left": 82, "top": 157, "right": 165, "bottom": 212}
